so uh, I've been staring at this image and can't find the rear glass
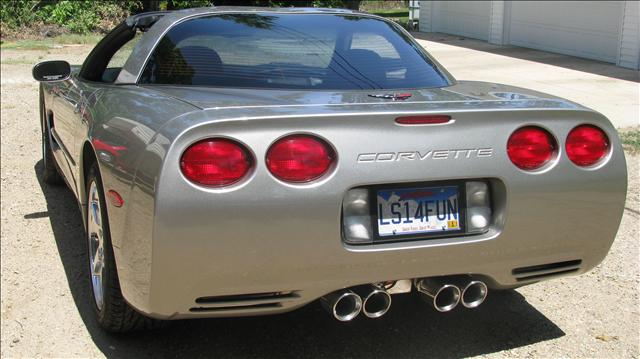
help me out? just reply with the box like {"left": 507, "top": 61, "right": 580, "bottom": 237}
{"left": 140, "top": 13, "right": 450, "bottom": 90}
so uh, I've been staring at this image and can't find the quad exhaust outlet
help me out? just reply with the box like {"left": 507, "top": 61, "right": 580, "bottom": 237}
{"left": 322, "top": 277, "right": 488, "bottom": 321}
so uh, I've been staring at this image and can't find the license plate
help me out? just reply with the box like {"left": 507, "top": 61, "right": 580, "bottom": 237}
{"left": 375, "top": 184, "right": 464, "bottom": 238}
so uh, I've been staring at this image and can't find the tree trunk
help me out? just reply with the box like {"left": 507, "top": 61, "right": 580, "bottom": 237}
{"left": 343, "top": 0, "right": 361, "bottom": 10}
{"left": 141, "top": 0, "right": 161, "bottom": 12}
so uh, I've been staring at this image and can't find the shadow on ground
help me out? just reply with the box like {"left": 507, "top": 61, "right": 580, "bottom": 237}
{"left": 33, "top": 161, "right": 565, "bottom": 358}
{"left": 413, "top": 32, "right": 640, "bottom": 83}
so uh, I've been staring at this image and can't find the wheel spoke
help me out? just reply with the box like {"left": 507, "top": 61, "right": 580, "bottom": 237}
{"left": 91, "top": 202, "right": 100, "bottom": 227}
{"left": 92, "top": 256, "right": 102, "bottom": 275}
{"left": 93, "top": 244, "right": 101, "bottom": 269}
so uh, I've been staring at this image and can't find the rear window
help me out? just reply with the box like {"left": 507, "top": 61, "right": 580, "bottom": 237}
{"left": 139, "top": 13, "right": 450, "bottom": 90}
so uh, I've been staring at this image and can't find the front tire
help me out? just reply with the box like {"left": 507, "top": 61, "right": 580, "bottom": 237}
{"left": 86, "top": 163, "right": 159, "bottom": 332}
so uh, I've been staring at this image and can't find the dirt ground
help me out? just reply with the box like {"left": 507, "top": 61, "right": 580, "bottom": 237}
{"left": 1, "top": 43, "right": 639, "bottom": 358}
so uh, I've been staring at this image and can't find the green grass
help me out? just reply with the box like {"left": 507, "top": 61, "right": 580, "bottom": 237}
{"left": 370, "top": 9, "right": 410, "bottom": 18}
{"left": 1, "top": 33, "right": 102, "bottom": 50}
{"left": 619, "top": 129, "right": 640, "bottom": 153}
{"left": 1, "top": 57, "right": 42, "bottom": 64}
{"left": 369, "top": 8, "right": 410, "bottom": 29}
{"left": 51, "top": 33, "right": 103, "bottom": 44}
{"left": 1, "top": 39, "right": 52, "bottom": 50}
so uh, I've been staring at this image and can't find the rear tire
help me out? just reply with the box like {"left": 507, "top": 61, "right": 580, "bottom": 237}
{"left": 86, "top": 163, "right": 160, "bottom": 332}
{"left": 40, "top": 86, "right": 64, "bottom": 185}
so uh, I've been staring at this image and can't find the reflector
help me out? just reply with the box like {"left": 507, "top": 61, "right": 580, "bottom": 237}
{"left": 107, "top": 190, "right": 124, "bottom": 208}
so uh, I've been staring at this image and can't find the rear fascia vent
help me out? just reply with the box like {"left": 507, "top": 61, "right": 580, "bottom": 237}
{"left": 512, "top": 260, "right": 582, "bottom": 281}
{"left": 195, "top": 291, "right": 298, "bottom": 304}
{"left": 190, "top": 303, "right": 281, "bottom": 312}
{"left": 190, "top": 291, "right": 300, "bottom": 312}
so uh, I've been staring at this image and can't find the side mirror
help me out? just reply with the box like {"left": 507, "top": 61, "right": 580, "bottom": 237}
{"left": 32, "top": 60, "right": 71, "bottom": 82}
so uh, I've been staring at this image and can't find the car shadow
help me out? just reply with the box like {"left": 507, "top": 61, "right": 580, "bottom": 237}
{"left": 33, "top": 161, "right": 565, "bottom": 358}
{"left": 412, "top": 32, "right": 640, "bottom": 83}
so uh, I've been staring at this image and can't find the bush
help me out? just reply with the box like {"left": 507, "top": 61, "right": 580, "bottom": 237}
{"left": 42, "top": 0, "right": 141, "bottom": 34}
{"left": 43, "top": 0, "right": 97, "bottom": 33}
{"left": 95, "top": 1, "right": 141, "bottom": 33}
{"left": 167, "top": 0, "right": 213, "bottom": 9}
{"left": 0, "top": 0, "right": 43, "bottom": 28}
{"left": 1, "top": 0, "right": 141, "bottom": 35}
{"left": 0, "top": 0, "right": 359, "bottom": 37}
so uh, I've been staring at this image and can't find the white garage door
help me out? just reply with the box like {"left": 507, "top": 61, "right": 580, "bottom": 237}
{"left": 431, "top": 1, "right": 491, "bottom": 41}
{"left": 509, "top": 1, "right": 623, "bottom": 63}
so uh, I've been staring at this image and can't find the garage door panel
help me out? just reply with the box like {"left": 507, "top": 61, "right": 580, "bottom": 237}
{"left": 432, "top": 1, "right": 490, "bottom": 41}
{"left": 509, "top": 1, "right": 623, "bottom": 63}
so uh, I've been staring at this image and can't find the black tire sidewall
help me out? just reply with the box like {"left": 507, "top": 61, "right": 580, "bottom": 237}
{"left": 40, "top": 86, "right": 63, "bottom": 184}
{"left": 42, "top": 119, "right": 55, "bottom": 172}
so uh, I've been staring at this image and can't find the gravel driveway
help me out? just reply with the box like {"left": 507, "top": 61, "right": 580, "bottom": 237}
{"left": 1, "top": 44, "right": 638, "bottom": 358}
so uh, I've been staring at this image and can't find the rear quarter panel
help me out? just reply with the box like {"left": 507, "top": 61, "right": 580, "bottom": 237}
{"left": 77, "top": 85, "right": 198, "bottom": 310}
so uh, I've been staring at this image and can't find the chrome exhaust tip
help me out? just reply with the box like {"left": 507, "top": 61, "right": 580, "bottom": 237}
{"left": 320, "top": 290, "right": 363, "bottom": 321}
{"left": 461, "top": 281, "right": 488, "bottom": 308}
{"left": 415, "top": 278, "right": 461, "bottom": 312}
{"left": 362, "top": 287, "right": 392, "bottom": 318}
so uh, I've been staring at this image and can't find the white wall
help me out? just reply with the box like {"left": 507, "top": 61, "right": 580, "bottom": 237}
{"left": 418, "top": 0, "right": 432, "bottom": 32}
{"left": 422, "top": 1, "right": 491, "bottom": 41}
{"left": 508, "top": 1, "right": 623, "bottom": 63}
{"left": 418, "top": 0, "right": 640, "bottom": 69}
{"left": 618, "top": 1, "right": 640, "bottom": 69}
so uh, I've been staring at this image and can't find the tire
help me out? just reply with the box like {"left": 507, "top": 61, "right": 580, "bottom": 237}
{"left": 40, "top": 86, "right": 64, "bottom": 185}
{"left": 86, "top": 163, "right": 160, "bottom": 332}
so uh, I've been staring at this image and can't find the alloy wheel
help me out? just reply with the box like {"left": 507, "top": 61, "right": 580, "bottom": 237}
{"left": 87, "top": 180, "right": 105, "bottom": 310}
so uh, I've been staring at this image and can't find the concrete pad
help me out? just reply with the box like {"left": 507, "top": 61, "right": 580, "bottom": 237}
{"left": 414, "top": 33, "right": 639, "bottom": 129}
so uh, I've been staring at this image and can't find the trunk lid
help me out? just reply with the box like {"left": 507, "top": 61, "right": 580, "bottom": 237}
{"left": 143, "top": 81, "right": 584, "bottom": 112}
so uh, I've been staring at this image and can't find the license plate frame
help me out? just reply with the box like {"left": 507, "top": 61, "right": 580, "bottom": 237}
{"left": 369, "top": 180, "right": 467, "bottom": 242}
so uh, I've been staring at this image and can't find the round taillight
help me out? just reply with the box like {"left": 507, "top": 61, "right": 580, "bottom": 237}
{"left": 266, "top": 135, "right": 335, "bottom": 183}
{"left": 566, "top": 125, "right": 609, "bottom": 167}
{"left": 180, "top": 139, "right": 251, "bottom": 187}
{"left": 507, "top": 126, "right": 557, "bottom": 170}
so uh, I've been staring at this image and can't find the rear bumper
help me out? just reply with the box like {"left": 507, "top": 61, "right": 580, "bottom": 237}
{"left": 117, "top": 109, "right": 626, "bottom": 319}
{"left": 138, "top": 228, "right": 614, "bottom": 320}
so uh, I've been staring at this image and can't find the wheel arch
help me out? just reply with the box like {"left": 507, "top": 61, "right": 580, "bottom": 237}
{"left": 39, "top": 85, "right": 54, "bottom": 132}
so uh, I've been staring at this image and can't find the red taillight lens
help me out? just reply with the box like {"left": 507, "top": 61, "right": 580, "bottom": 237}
{"left": 180, "top": 139, "right": 251, "bottom": 187}
{"left": 266, "top": 135, "right": 335, "bottom": 182}
{"left": 507, "top": 126, "right": 557, "bottom": 170}
{"left": 566, "top": 125, "right": 609, "bottom": 167}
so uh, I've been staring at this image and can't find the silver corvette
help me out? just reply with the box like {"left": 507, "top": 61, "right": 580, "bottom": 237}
{"left": 32, "top": 7, "right": 627, "bottom": 332}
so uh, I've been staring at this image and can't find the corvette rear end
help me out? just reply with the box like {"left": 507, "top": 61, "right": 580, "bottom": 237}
{"left": 31, "top": 7, "right": 627, "bottom": 330}
{"left": 118, "top": 83, "right": 626, "bottom": 320}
